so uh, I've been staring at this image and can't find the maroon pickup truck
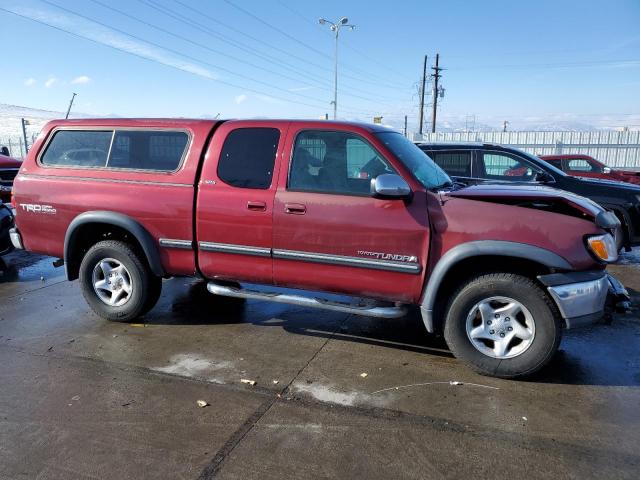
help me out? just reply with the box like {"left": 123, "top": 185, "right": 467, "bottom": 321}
{"left": 10, "top": 119, "right": 629, "bottom": 378}
{"left": 540, "top": 154, "right": 640, "bottom": 185}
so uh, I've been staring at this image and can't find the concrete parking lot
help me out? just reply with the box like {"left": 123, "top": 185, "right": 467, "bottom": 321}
{"left": 1, "top": 250, "right": 639, "bottom": 479}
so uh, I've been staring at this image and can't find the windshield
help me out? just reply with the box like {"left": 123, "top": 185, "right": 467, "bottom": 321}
{"left": 374, "top": 132, "right": 452, "bottom": 189}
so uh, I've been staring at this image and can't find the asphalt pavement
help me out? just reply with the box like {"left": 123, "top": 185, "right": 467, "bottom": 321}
{"left": 1, "top": 249, "right": 639, "bottom": 479}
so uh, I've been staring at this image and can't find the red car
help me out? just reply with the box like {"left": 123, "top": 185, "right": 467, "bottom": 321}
{"left": 540, "top": 154, "right": 640, "bottom": 185}
{"left": 0, "top": 151, "right": 22, "bottom": 203}
{"left": 9, "top": 118, "right": 629, "bottom": 378}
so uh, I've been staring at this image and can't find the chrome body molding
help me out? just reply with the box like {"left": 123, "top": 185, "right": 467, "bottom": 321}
{"left": 159, "top": 238, "right": 193, "bottom": 250}
{"left": 273, "top": 248, "right": 421, "bottom": 274}
{"left": 199, "top": 241, "right": 271, "bottom": 257}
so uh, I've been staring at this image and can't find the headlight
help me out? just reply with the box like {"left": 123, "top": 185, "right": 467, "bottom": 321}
{"left": 586, "top": 234, "right": 618, "bottom": 263}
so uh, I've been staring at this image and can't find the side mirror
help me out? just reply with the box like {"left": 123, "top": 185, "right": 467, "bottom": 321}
{"left": 603, "top": 167, "right": 611, "bottom": 174}
{"left": 534, "top": 171, "right": 554, "bottom": 183}
{"left": 370, "top": 174, "right": 412, "bottom": 200}
{"left": 0, "top": 146, "right": 9, "bottom": 156}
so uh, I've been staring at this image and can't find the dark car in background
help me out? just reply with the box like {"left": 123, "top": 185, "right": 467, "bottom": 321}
{"left": 416, "top": 142, "right": 640, "bottom": 250}
{"left": 539, "top": 154, "right": 640, "bottom": 185}
{"left": 0, "top": 201, "right": 14, "bottom": 256}
{"left": 0, "top": 151, "right": 22, "bottom": 204}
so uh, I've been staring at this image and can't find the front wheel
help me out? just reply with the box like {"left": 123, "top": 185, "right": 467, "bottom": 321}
{"left": 443, "top": 273, "right": 562, "bottom": 378}
{"left": 79, "top": 240, "right": 162, "bottom": 322}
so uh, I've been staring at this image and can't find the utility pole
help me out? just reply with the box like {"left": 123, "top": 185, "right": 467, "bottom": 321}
{"left": 319, "top": 17, "right": 355, "bottom": 120}
{"left": 65, "top": 92, "right": 77, "bottom": 119}
{"left": 431, "top": 53, "right": 442, "bottom": 133}
{"left": 404, "top": 115, "right": 408, "bottom": 137}
{"left": 21, "top": 118, "right": 30, "bottom": 155}
{"left": 418, "top": 55, "right": 428, "bottom": 135}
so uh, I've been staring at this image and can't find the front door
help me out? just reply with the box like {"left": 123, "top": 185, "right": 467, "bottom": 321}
{"left": 196, "top": 121, "right": 288, "bottom": 283}
{"left": 272, "top": 128, "right": 429, "bottom": 304}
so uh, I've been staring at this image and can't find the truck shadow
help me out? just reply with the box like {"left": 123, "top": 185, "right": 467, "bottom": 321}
{"left": 147, "top": 279, "right": 640, "bottom": 387}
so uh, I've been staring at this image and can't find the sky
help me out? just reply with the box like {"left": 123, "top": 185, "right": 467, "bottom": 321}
{"left": 0, "top": 0, "right": 639, "bottom": 131}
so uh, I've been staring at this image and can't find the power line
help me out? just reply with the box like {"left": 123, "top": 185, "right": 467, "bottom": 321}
{"left": 87, "top": 0, "right": 330, "bottom": 92}
{"left": 40, "top": 0, "right": 353, "bottom": 108}
{"left": 448, "top": 58, "right": 640, "bottom": 70}
{"left": 140, "top": 0, "right": 409, "bottom": 105}
{"left": 274, "top": 0, "right": 412, "bottom": 85}
{"left": 0, "top": 6, "right": 330, "bottom": 112}
{"left": 220, "top": 0, "right": 407, "bottom": 90}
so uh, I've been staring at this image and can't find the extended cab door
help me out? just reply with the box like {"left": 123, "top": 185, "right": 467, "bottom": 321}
{"left": 272, "top": 126, "right": 429, "bottom": 304}
{"left": 196, "top": 121, "right": 288, "bottom": 283}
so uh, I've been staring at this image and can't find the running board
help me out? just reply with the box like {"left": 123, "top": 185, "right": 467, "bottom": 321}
{"left": 206, "top": 282, "right": 407, "bottom": 319}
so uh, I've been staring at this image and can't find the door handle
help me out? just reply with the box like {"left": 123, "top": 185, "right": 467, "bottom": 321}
{"left": 284, "top": 203, "right": 306, "bottom": 215}
{"left": 247, "top": 201, "right": 267, "bottom": 212}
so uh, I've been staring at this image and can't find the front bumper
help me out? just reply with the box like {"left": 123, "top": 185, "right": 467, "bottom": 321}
{"left": 538, "top": 271, "right": 630, "bottom": 328}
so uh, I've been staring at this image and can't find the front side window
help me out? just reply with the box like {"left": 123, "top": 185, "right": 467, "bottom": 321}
{"left": 429, "top": 151, "right": 472, "bottom": 177}
{"left": 41, "top": 130, "right": 112, "bottom": 167}
{"left": 289, "top": 130, "right": 396, "bottom": 195}
{"left": 481, "top": 152, "right": 540, "bottom": 181}
{"left": 40, "top": 129, "right": 189, "bottom": 171}
{"left": 217, "top": 128, "right": 280, "bottom": 189}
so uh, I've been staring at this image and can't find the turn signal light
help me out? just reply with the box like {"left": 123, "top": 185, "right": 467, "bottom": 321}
{"left": 586, "top": 234, "right": 618, "bottom": 263}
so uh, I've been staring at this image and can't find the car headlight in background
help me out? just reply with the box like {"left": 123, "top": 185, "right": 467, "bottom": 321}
{"left": 586, "top": 234, "right": 618, "bottom": 263}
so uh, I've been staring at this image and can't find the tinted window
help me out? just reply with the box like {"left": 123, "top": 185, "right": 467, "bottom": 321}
{"left": 481, "top": 152, "right": 540, "bottom": 181}
{"left": 108, "top": 130, "right": 188, "bottom": 171}
{"left": 41, "top": 130, "right": 112, "bottom": 167}
{"left": 429, "top": 151, "right": 472, "bottom": 177}
{"left": 289, "top": 130, "right": 396, "bottom": 195}
{"left": 217, "top": 128, "right": 279, "bottom": 189}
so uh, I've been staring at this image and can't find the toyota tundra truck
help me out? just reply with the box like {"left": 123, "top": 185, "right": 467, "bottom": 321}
{"left": 9, "top": 119, "right": 630, "bottom": 378}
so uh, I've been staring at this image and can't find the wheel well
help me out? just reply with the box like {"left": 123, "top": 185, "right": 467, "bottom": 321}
{"left": 66, "top": 223, "right": 147, "bottom": 280}
{"left": 430, "top": 255, "right": 554, "bottom": 334}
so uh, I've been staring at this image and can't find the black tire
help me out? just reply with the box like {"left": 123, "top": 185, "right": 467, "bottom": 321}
{"left": 443, "top": 273, "right": 562, "bottom": 379}
{"left": 79, "top": 240, "right": 161, "bottom": 322}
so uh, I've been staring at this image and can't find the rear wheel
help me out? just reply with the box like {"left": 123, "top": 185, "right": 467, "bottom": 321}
{"left": 443, "top": 273, "right": 561, "bottom": 378}
{"left": 79, "top": 240, "right": 161, "bottom": 321}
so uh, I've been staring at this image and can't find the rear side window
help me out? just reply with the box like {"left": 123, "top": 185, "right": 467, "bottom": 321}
{"left": 217, "top": 128, "right": 280, "bottom": 189}
{"left": 108, "top": 131, "right": 188, "bottom": 171}
{"left": 41, "top": 130, "right": 112, "bottom": 167}
{"left": 429, "top": 151, "right": 472, "bottom": 177}
{"left": 40, "top": 129, "right": 189, "bottom": 171}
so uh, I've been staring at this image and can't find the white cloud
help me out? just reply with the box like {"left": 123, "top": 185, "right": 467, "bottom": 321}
{"left": 235, "top": 94, "right": 248, "bottom": 104}
{"left": 24, "top": 78, "right": 36, "bottom": 87}
{"left": 44, "top": 77, "right": 58, "bottom": 88}
{"left": 71, "top": 75, "right": 91, "bottom": 84}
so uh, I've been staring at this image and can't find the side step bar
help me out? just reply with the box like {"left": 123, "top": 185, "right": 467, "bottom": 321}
{"left": 207, "top": 282, "right": 407, "bottom": 319}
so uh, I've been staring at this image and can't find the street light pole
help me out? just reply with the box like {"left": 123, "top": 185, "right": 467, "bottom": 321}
{"left": 319, "top": 17, "right": 355, "bottom": 120}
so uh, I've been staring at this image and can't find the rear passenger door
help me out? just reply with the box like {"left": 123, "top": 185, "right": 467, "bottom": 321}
{"left": 196, "top": 121, "right": 287, "bottom": 283}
